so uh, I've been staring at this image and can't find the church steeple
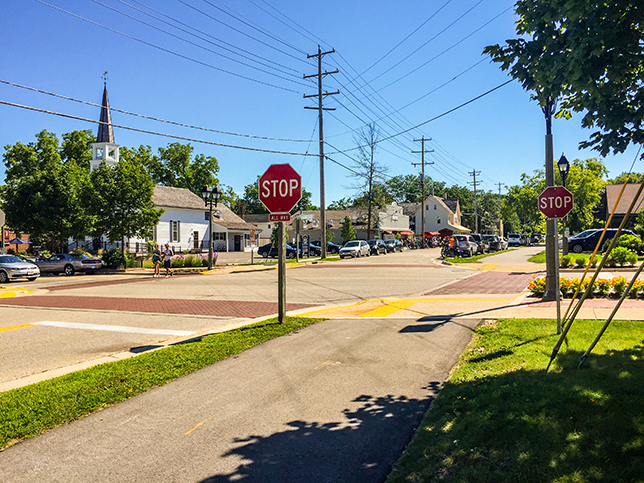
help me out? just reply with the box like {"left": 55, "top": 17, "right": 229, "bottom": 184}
{"left": 96, "top": 83, "right": 114, "bottom": 143}
{"left": 90, "top": 75, "right": 119, "bottom": 171}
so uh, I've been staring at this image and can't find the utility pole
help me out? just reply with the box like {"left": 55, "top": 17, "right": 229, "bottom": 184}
{"left": 497, "top": 182, "right": 504, "bottom": 237}
{"left": 304, "top": 46, "right": 338, "bottom": 259}
{"left": 469, "top": 170, "right": 481, "bottom": 233}
{"left": 412, "top": 137, "right": 433, "bottom": 247}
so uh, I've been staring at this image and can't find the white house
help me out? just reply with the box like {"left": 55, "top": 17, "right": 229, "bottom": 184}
{"left": 414, "top": 194, "right": 471, "bottom": 235}
{"left": 153, "top": 186, "right": 260, "bottom": 253}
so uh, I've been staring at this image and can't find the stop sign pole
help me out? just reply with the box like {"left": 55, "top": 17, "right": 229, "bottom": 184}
{"left": 538, "top": 185, "right": 573, "bottom": 333}
{"left": 258, "top": 164, "right": 302, "bottom": 323}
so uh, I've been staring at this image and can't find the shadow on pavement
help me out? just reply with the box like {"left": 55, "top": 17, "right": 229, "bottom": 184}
{"left": 199, "top": 384, "right": 441, "bottom": 483}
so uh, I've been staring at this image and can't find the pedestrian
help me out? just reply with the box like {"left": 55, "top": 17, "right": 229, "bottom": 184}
{"left": 152, "top": 243, "right": 162, "bottom": 278}
{"left": 163, "top": 243, "right": 174, "bottom": 278}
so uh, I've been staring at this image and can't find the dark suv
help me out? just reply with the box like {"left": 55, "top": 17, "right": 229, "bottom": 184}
{"left": 567, "top": 229, "right": 638, "bottom": 253}
{"left": 470, "top": 234, "right": 488, "bottom": 254}
{"left": 367, "top": 239, "right": 387, "bottom": 255}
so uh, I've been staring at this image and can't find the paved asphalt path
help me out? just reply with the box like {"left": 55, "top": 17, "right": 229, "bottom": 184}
{"left": 0, "top": 315, "right": 482, "bottom": 483}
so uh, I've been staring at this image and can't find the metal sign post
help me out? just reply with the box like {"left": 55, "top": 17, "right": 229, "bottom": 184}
{"left": 278, "top": 221, "right": 286, "bottom": 323}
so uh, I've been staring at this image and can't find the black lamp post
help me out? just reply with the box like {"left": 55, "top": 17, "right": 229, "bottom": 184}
{"left": 201, "top": 185, "right": 222, "bottom": 270}
{"left": 557, "top": 154, "right": 570, "bottom": 255}
{"left": 557, "top": 154, "right": 570, "bottom": 187}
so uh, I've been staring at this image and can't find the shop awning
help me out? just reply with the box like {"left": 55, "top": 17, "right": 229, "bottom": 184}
{"left": 448, "top": 223, "right": 471, "bottom": 234}
{"left": 424, "top": 231, "right": 440, "bottom": 238}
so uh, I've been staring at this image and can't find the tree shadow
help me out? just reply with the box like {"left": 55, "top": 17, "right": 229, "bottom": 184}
{"left": 388, "top": 345, "right": 644, "bottom": 482}
{"left": 200, "top": 383, "right": 441, "bottom": 483}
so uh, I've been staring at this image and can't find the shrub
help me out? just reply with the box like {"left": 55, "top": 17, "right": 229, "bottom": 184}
{"left": 590, "top": 254, "right": 601, "bottom": 268}
{"left": 575, "top": 256, "right": 587, "bottom": 268}
{"left": 617, "top": 234, "right": 642, "bottom": 253}
{"left": 612, "top": 276, "right": 627, "bottom": 297}
{"left": 528, "top": 277, "right": 545, "bottom": 296}
{"left": 40, "top": 250, "right": 51, "bottom": 259}
{"left": 633, "top": 280, "right": 644, "bottom": 298}
{"left": 6, "top": 248, "right": 15, "bottom": 254}
{"left": 101, "top": 249, "right": 125, "bottom": 269}
{"left": 171, "top": 256, "right": 184, "bottom": 268}
{"left": 560, "top": 254, "right": 572, "bottom": 268}
{"left": 609, "top": 246, "right": 635, "bottom": 266}
{"left": 71, "top": 247, "right": 90, "bottom": 256}
{"left": 560, "top": 278, "right": 573, "bottom": 297}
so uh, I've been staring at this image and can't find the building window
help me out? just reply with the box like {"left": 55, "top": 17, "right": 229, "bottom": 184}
{"left": 205, "top": 211, "right": 210, "bottom": 220}
{"left": 213, "top": 232, "right": 226, "bottom": 241}
{"left": 170, "top": 221, "right": 180, "bottom": 242}
{"left": 434, "top": 204, "right": 437, "bottom": 210}
{"left": 425, "top": 204, "right": 429, "bottom": 211}
{"left": 437, "top": 217, "right": 441, "bottom": 224}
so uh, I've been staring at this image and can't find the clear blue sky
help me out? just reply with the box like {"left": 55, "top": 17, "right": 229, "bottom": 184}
{"left": 1, "top": 0, "right": 640, "bottom": 206}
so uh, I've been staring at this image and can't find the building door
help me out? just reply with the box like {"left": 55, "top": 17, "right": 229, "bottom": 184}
{"left": 234, "top": 235, "right": 242, "bottom": 251}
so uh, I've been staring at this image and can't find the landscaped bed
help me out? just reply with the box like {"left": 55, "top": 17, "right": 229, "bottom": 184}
{"left": 528, "top": 275, "right": 644, "bottom": 298}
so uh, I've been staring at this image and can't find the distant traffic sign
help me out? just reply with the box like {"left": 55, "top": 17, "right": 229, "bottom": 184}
{"left": 258, "top": 164, "right": 302, "bottom": 214}
{"left": 538, "top": 186, "right": 573, "bottom": 219}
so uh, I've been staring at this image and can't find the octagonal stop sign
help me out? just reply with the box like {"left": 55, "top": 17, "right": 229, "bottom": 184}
{"left": 258, "top": 164, "right": 302, "bottom": 214}
{"left": 538, "top": 186, "right": 574, "bottom": 219}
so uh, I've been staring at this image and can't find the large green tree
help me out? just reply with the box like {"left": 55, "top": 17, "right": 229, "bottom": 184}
{"left": 1, "top": 130, "right": 94, "bottom": 249}
{"left": 121, "top": 143, "right": 220, "bottom": 197}
{"left": 90, "top": 159, "right": 163, "bottom": 247}
{"left": 484, "top": 1, "right": 644, "bottom": 159}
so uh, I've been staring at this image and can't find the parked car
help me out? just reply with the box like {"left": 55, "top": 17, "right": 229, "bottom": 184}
{"left": 531, "top": 233, "right": 543, "bottom": 244}
{"left": 35, "top": 253, "right": 103, "bottom": 276}
{"left": 454, "top": 235, "right": 479, "bottom": 257}
{"left": 483, "top": 234, "right": 501, "bottom": 251}
{"left": 499, "top": 237, "right": 509, "bottom": 250}
{"left": 307, "top": 242, "right": 322, "bottom": 257}
{"left": 521, "top": 234, "right": 531, "bottom": 246}
{"left": 367, "top": 239, "right": 387, "bottom": 256}
{"left": 339, "top": 240, "right": 370, "bottom": 258}
{"left": 567, "top": 229, "right": 638, "bottom": 253}
{"left": 384, "top": 239, "right": 403, "bottom": 252}
{"left": 507, "top": 233, "right": 522, "bottom": 247}
{"left": 312, "top": 241, "right": 343, "bottom": 254}
{"left": 258, "top": 243, "right": 299, "bottom": 259}
{"left": 0, "top": 254, "right": 40, "bottom": 282}
{"left": 470, "top": 234, "right": 489, "bottom": 254}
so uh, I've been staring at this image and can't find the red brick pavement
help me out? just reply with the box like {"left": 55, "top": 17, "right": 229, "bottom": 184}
{"left": 428, "top": 271, "right": 536, "bottom": 295}
{"left": 0, "top": 296, "right": 313, "bottom": 318}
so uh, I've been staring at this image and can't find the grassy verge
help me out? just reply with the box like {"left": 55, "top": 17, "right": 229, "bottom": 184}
{"left": 445, "top": 249, "right": 515, "bottom": 264}
{"left": 387, "top": 318, "right": 644, "bottom": 483}
{"left": 0, "top": 316, "right": 323, "bottom": 450}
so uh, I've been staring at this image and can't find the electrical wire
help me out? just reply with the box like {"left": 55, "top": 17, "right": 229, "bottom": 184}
{"left": 0, "top": 100, "right": 317, "bottom": 156}
{"left": 93, "top": 0, "right": 309, "bottom": 87}
{"left": 0, "top": 79, "right": 312, "bottom": 142}
{"left": 35, "top": 0, "right": 302, "bottom": 94}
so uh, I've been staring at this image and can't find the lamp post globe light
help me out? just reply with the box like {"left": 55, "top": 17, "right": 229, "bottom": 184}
{"left": 201, "top": 186, "right": 222, "bottom": 270}
{"left": 557, "top": 154, "right": 570, "bottom": 255}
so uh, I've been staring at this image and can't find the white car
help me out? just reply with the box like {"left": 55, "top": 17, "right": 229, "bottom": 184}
{"left": 339, "top": 240, "right": 370, "bottom": 258}
{"left": 0, "top": 254, "right": 40, "bottom": 282}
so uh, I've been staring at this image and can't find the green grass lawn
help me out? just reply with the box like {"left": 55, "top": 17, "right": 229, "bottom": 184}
{"left": 387, "top": 318, "right": 644, "bottom": 483}
{"left": 445, "top": 249, "right": 515, "bottom": 264}
{"left": 0, "top": 316, "right": 322, "bottom": 450}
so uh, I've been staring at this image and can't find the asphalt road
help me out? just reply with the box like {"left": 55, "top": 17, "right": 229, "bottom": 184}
{"left": 0, "top": 248, "right": 472, "bottom": 387}
{"left": 0, "top": 315, "right": 482, "bottom": 483}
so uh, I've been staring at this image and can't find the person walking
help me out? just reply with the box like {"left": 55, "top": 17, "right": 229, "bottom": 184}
{"left": 152, "top": 244, "right": 162, "bottom": 278}
{"left": 163, "top": 243, "right": 174, "bottom": 278}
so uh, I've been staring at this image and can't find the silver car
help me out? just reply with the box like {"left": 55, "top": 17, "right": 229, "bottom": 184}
{"left": 0, "top": 254, "right": 40, "bottom": 282}
{"left": 35, "top": 253, "right": 103, "bottom": 276}
{"left": 339, "top": 240, "right": 371, "bottom": 258}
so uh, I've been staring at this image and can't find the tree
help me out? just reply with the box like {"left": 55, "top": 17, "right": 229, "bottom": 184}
{"left": 122, "top": 143, "right": 220, "bottom": 197}
{"left": 341, "top": 216, "right": 356, "bottom": 242}
{"left": 1, "top": 130, "right": 94, "bottom": 249}
{"left": 90, "top": 159, "right": 163, "bottom": 261}
{"left": 218, "top": 184, "right": 240, "bottom": 213}
{"left": 484, "top": 1, "right": 644, "bottom": 159}
{"left": 238, "top": 182, "right": 268, "bottom": 215}
{"left": 327, "top": 197, "right": 352, "bottom": 210}
{"left": 293, "top": 189, "right": 318, "bottom": 212}
{"left": 351, "top": 124, "right": 389, "bottom": 239}
{"left": 60, "top": 130, "right": 95, "bottom": 170}
{"left": 562, "top": 158, "right": 607, "bottom": 233}
{"left": 607, "top": 172, "right": 643, "bottom": 185}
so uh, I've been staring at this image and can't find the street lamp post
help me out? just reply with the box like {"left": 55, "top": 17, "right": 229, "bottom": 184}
{"left": 558, "top": 154, "right": 570, "bottom": 255}
{"left": 201, "top": 185, "right": 222, "bottom": 270}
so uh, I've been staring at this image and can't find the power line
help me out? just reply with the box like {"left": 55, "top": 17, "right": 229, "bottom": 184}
{"left": 0, "top": 79, "right": 312, "bottom": 142}
{"left": 326, "top": 80, "right": 513, "bottom": 156}
{"left": 35, "top": 0, "right": 302, "bottom": 94}
{"left": 115, "top": 0, "right": 302, "bottom": 75}
{"left": 93, "top": 0, "right": 309, "bottom": 85}
{"left": 0, "top": 100, "right": 317, "bottom": 156}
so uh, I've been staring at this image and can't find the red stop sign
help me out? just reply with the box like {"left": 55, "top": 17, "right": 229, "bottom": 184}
{"left": 538, "top": 186, "right": 574, "bottom": 218}
{"left": 258, "top": 164, "right": 302, "bottom": 213}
